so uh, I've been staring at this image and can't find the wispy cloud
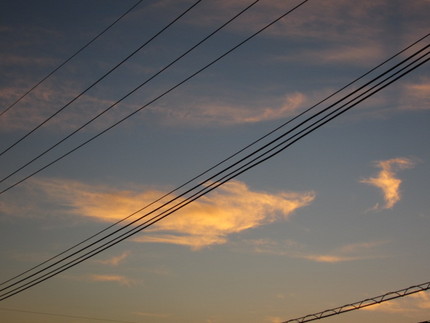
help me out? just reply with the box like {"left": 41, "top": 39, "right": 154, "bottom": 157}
{"left": 249, "top": 239, "right": 387, "bottom": 263}
{"left": 362, "top": 291, "right": 430, "bottom": 314}
{"left": 134, "top": 311, "right": 170, "bottom": 319}
{"left": 360, "top": 158, "right": 416, "bottom": 210}
{"left": 0, "top": 81, "right": 138, "bottom": 133}
{"left": 400, "top": 78, "right": 430, "bottom": 111}
{"left": 158, "top": 92, "right": 306, "bottom": 126}
{"left": 24, "top": 178, "right": 315, "bottom": 249}
{"left": 95, "top": 251, "right": 131, "bottom": 266}
{"left": 86, "top": 274, "right": 136, "bottom": 287}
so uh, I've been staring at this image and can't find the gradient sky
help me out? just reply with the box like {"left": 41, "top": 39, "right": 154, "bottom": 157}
{"left": 0, "top": 0, "right": 429, "bottom": 322}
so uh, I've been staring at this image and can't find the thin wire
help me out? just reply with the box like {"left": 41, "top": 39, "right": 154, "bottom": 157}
{"left": 0, "top": 0, "right": 310, "bottom": 196}
{"left": 0, "top": 0, "right": 312, "bottom": 287}
{"left": 2, "top": 55, "right": 427, "bottom": 301}
{"left": 3, "top": 32, "right": 425, "bottom": 288}
{"left": 0, "top": 0, "right": 261, "bottom": 286}
{"left": 0, "top": 0, "right": 144, "bottom": 118}
{"left": 1, "top": 33, "right": 427, "bottom": 292}
{"left": 1, "top": 43, "right": 427, "bottom": 301}
{"left": 0, "top": 0, "right": 258, "bottom": 187}
{"left": 283, "top": 282, "right": 430, "bottom": 322}
{"left": 0, "top": 0, "right": 203, "bottom": 158}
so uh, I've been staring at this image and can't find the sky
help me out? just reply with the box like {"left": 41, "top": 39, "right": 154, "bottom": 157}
{"left": 0, "top": 0, "right": 429, "bottom": 322}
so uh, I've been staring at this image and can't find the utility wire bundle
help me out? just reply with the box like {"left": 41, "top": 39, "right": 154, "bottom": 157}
{"left": 0, "top": 0, "right": 293, "bottom": 195}
{"left": 0, "top": 21, "right": 428, "bottom": 300}
{"left": 0, "top": 0, "right": 145, "bottom": 117}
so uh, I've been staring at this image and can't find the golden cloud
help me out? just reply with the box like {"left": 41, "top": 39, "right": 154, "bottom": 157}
{"left": 95, "top": 251, "right": 131, "bottom": 266}
{"left": 361, "top": 158, "right": 415, "bottom": 210}
{"left": 249, "top": 239, "right": 387, "bottom": 263}
{"left": 31, "top": 178, "right": 315, "bottom": 250}
{"left": 401, "top": 78, "right": 430, "bottom": 111}
{"left": 86, "top": 274, "right": 135, "bottom": 287}
{"left": 362, "top": 291, "right": 430, "bottom": 314}
{"left": 160, "top": 92, "right": 306, "bottom": 126}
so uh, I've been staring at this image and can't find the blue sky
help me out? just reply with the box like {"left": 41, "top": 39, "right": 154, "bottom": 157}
{"left": 0, "top": 0, "right": 429, "bottom": 322}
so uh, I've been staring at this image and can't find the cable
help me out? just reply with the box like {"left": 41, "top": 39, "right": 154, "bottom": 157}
{"left": 0, "top": 38, "right": 427, "bottom": 301}
{"left": 0, "top": 0, "right": 310, "bottom": 286}
{"left": 0, "top": 0, "right": 310, "bottom": 196}
{"left": 283, "top": 281, "right": 430, "bottom": 322}
{"left": 0, "top": 0, "right": 203, "bottom": 158}
{"left": 0, "top": 0, "right": 144, "bottom": 118}
{"left": 0, "top": 0, "right": 259, "bottom": 188}
{"left": 2, "top": 31, "right": 425, "bottom": 289}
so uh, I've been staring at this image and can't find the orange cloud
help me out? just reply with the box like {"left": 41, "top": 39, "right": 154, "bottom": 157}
{"left": 160, "top": 92, "right": 306, "bottom": 126}
{"left": 401, "top": 78, "right": 430, "bottom": 111}
{"left": 249, "top": 239, "right": 387, "bottom": 263}
{"left": 362, "top": 291, "right": 430, "bottom": 314}
{"left": 30, "top": 178, "right": 315, "bottom": 249}
{"left": 361, "top": 158, "right": 415, "bottom": 209}
{"left": 28, "top": 180, "right": 315, "bottom": 249}
{"left": 86, "top": 274, "right": 135, "bottom": 286}
{"left": 95, "top": 251, "right": 131, "bottom": 266}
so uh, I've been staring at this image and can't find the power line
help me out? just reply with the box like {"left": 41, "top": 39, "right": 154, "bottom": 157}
{"left": 0, "top": 0, "right": 203, "bottom": 158}
{"left": 2, "top": 30, "right": 425, "bottom": 290}
{"left": 0, "top": 0, "right": 144, "bottom": 118}
{"left": 0, "top": 2, "right": 310, "bottom": 286}
{"left": 283, "top": 281, "right": 430, "bottom": 322}
{"left": 0, "top": 36, "right": 427, "bottom": 301}
{"left": 0, "top": 0, "right": 310, "bottom": 196}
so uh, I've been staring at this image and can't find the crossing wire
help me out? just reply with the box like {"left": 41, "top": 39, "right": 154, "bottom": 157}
{"left": 0, "top": 0, "right": 309, "bottom": 196}
{"left": 283, "top": 281, "right": 430, "bottom": 322}
{"left": 0, "top": 0, "right": 203, "bottom": 158}
{"left": 1, "top": 30, "right": 426, "bottom": 289}
{"left": 0, "top": 0, "right": 309, "bottom": 287}
{"left": 0, "top": 0, "right": 144, "bottom": 117}
{"left": 0, "top": 36, "right": 427, "bottom": 301}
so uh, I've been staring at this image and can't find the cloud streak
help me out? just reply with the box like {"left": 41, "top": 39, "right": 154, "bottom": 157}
{"left": 159, "top": 92, "right": 306, "bottom": 126}
{"left": 362, "top": 291, "right": 430, "bottom": 314}
{"left": 95, "top": 251, "right": 131, "bottom": 266}
{"left": 86, "top": 274, "right": 136, "bottom": 287}
{"left": 249, "top": 239, "right": 387, "bottom": 263}
{"left": 360, "top": 158, "right": 415, "bottom": 210}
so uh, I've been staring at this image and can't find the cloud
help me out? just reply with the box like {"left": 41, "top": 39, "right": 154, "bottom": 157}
{"left": 95, "top": 251, "right": 131, "bottom": 266}
{"left": 400, "top": 78, "right": 430, "bottom": 110}
{"left": 86, "top": 274, "right": 136, "bottom": 287}
{"left": 362, "top": 291, "right": 430, "bottom": 314}
{"left": 360, "top": 158, "right": 416, "bottom": 210}
{"left": 249, "top": 239, "right": 387, "bottom": 263}
{"left": 26, "top": 178, "right": 315, "bottom": 250}
{"left": 159, "top": 92, "right": 306, "bottom": 126}
{"left": 134, "top": 311, "right": 170, "bottom": 319}
{"left": 0, "top": 80, "right": 139, "bottom": 133}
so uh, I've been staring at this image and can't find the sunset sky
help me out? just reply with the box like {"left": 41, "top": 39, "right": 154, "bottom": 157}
{"left": 0, "top": 0, "right": 429, "bottom": 322}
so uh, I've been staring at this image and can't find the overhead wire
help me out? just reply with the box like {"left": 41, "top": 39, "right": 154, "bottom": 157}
{"left": 0, "top": 34, "right": 427, "bottom": 301}
{"left": 0, "top": 0, "right": 262, "bottom": 285}
{"left": 1, "top": 27, "right": 425, "bottom": 290}
{"left": 2, "top": 44, "right": 427, "bottom": 302}
{"left": 0, "top": 0, "right": 312, "bottom": 291}
{"left": 0, "top": 0, "right": 145, "bottom": 118}
{"left": 0, "top": 0, "right": 203, "bottom": 159}
{"left": 0, "top": 0, "right": 309, "bottom": 196}
{"left": 282, "top": 281, "right": 430, "bottom": 322}
{"left": 0, "top": 0, "right": 312, "bottom": 287}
